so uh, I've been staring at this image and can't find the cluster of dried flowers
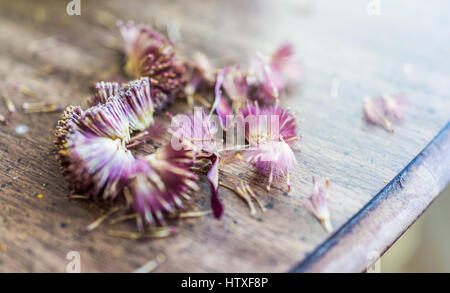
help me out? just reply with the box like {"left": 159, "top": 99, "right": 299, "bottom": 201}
{"left": 54, "top": 20, "right": 335, "bottom": 234}
{"left": 55, "top": 77, "right": 200, "bottom": 229}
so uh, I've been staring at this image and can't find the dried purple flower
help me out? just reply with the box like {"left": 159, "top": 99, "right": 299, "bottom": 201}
{"left": 240, "top": 102, "right": 299, "bottom": 192}
{"left": 248, "top": 53, "right": 279, "bottom": 104}
{"left": 87, "top": 77, "right": 158, "bottom": 133}
{"left": 304, "top": 177, "right": 332, "bottom": 232}
{"left": 55, "top": 104, "right": 200, "bottom": 228}
{"left": 87, "top": 81, "right": 122, "bottom": 107}
{"left": 54, "top": 105, "right": 84, "bottom": 150}
{"left": 58, "top": 130, "right": 136, "bottom": 199}
{"left": 117, "top": 20, "right": 186, "bottom": 103}
{"left": 55, "top": 105, "right": 132, "bottom": 200}
{"left": 117, "top": 20, "right": 168, "bottom": 78}
{"left": 170, "top": 108, "right": 223, "bottom": 218}
{"left": 78, "top": 97, "right": 131, "bottom": 142}
{"left": 268, "top": 43, "right": 303, "bottom": 89}
{"left": 126, "top": 144, "right": 199, "bottom": 229}
{"left": 247, "top": 43, "right": 302, "bottom": 104}
{"left": 120, "top": 78, "right": 156, "bottom": 131}
{"left": 89, "top": 76, "right": 180, "bottom": 130}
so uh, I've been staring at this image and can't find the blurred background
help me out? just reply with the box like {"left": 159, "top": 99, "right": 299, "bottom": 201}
{"left": 382, "top": 185, "right": 450, "bottom": 272}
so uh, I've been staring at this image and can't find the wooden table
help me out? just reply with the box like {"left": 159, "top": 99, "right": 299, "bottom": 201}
{"left": 0, "top": 0, "right": 449, "bottom": 273}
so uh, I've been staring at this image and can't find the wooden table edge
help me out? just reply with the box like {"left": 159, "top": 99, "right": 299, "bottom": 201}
{"left": 291, "top": 121, "right": 450, "bottom": 273}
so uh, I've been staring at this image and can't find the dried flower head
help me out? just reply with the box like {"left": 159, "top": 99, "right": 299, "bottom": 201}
{"left": 268, "top": 43, "right": 303, "bottom": 89}
{"left": 304, "top": 177, "right": 332, "bottom": 232}
{"left": 88, "top": 81, "right": 122, "bottom": 107}
{"left": 240, "top": 102, "right": 299, "bottom": 192}
{"left": 54, "top": 105, "right": 133, "bottom": 200}
{"left": 127, "top": 144, "right": 199, "bottom": 229}
{"left": 79, "top": 97, "right": 131, "bottom": 142}
{"left": 55, "top": 102, "right": 199, "bottom": 228}
{"left": 248, "top": 43, "right": 302, "bottom": 104}
{"left": 54, "top": 105, "right": 84, "bottom": 150}
{"left": 54, "top": 69, "right": 210, "bottom": 229}
{"left": 117, "top": 20, "right": 186, "bottom": 103}
{"left": 120, "top": 78, "right": 156, "bottom": 131}
{"left": 87, "top": 77, "right": 159, "bottom": 133}
{"left": 57, "top": 130, "right": 136, "bottom": 200}
{"left": 117, "top": 20, "right": 169, "bottom": 78}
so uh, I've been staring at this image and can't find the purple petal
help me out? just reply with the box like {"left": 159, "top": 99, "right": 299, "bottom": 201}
{"left": 207, "top": 154, "right": 223, "bottom": 218}
{"left": 213, "top": 68, "right": 234, "bottom": 128}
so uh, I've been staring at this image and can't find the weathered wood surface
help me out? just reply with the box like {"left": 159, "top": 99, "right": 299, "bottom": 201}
{"left": 0, "top": 0, "right": 449, "bottom": 273}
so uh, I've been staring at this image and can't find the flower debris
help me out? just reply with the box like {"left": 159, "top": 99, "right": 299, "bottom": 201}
{"left": 134, "top": 254, "right": 166, "bottom": 273}
{"left": 303, "top": 177, "right": 332, "bottom": 232}
{"left": 52, "top": 19, "right": 347, "bottom": 240}
{"left": 3, "top": 94, "right": 16, "bottom": 115}
{"left": 363, "top": 94, "right": 408, "bottom": 133}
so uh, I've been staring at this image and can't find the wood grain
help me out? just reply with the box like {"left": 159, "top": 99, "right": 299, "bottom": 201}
{"left": 294, "top": 122, "right": 450, "bottom": 272}
{"left": 0, "top": 0, "right": 449, "bottom": 272}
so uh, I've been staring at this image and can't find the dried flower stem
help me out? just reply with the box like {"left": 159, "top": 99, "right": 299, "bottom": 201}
{"left": 23, "top": 102, "right": 64, "bottom": 113}
{"left": 244, "top": 182, "right": 266, "bottom": 213}
{"left": 220, "top": 181, "right": 258, "bottom": 216}
{"left": 85, "top": 207, "right": 120, "bottom": 232}
{"left": 33, "top": 65, "right": 59, "bottom": 78}
{"left": 126, "top": 130, "right": 150, "bottom": 148}
{"left": 107, "top": 230, "right": 141, "bottom": 240}
{"left": 134, "top": 254, "right": 166, "bottom": 273}
{"left": 179, "top": 210, "right": 212, "bottom": 219}
{"left": 17, "top": 86, "right": 38, "bottom": 99}
{"left": 109, "top": 213, "right": 138, "bottom": 225}
{"left": 126, "top": 140, "right": 145, "bottom": 148}
{"left": 3, "top": 95, "right": 16, "bottom": 115}
{"left": 107, "top": 226, "right": 177, "bottom": 239}
{"left": 68, "top": 194, "right": 90, "bottom": 200}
